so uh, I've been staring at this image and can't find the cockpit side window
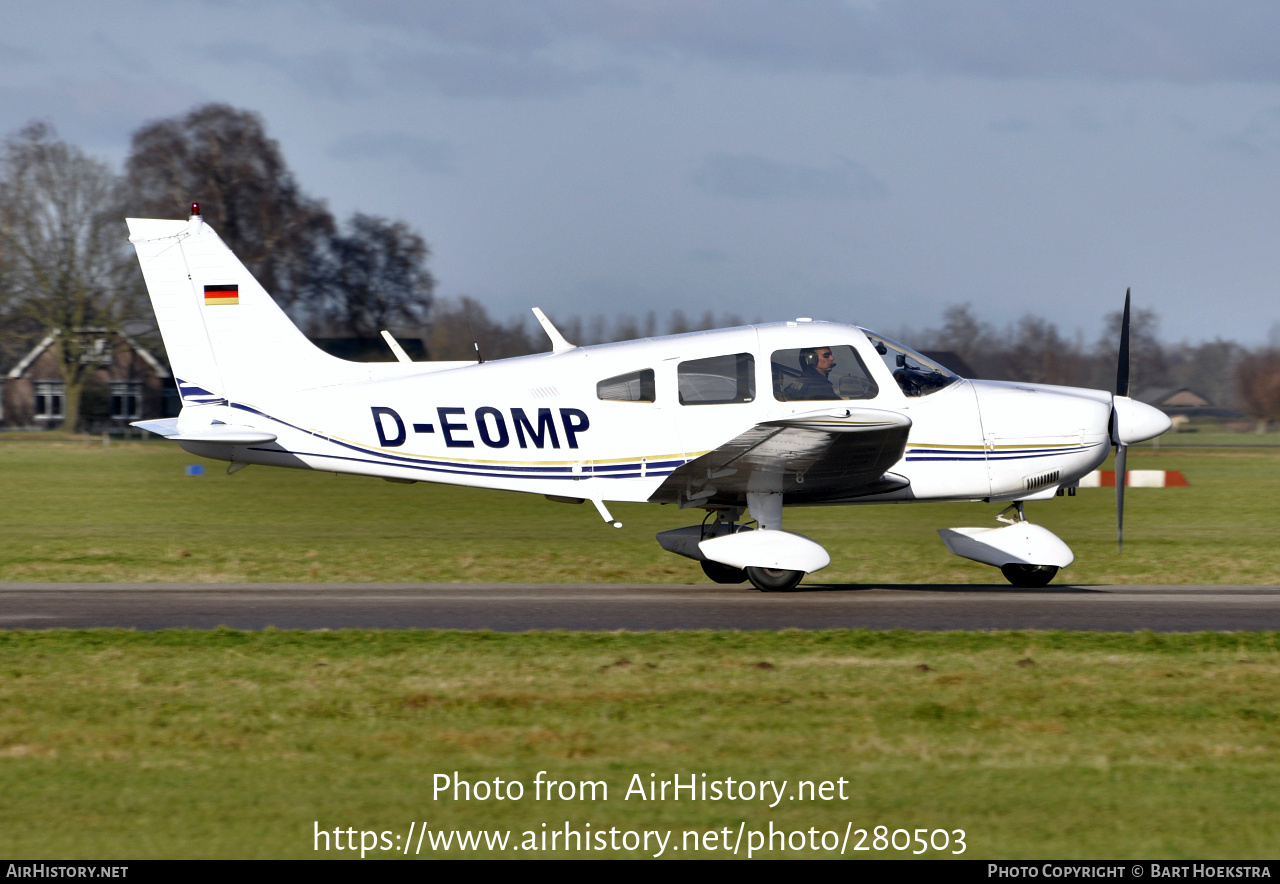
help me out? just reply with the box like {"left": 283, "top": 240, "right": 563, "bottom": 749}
{"left": 597, "top": 368, "right": 656, "bottom": 402}
{"left": 860, "top": 331, "right": 960, "bottom": 397}
{"left": 771, "top": 345, "right": 878, "bottom": 402}
{"left": 678, "top": 353, "right": 755, "bottom": 405}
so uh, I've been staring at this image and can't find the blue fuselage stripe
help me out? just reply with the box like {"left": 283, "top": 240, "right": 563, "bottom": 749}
{"left": 246, "top": 448, "right": 674, "bottom": 481}
{"left": 227, "top": 402, "right": 684, "bottom": 480}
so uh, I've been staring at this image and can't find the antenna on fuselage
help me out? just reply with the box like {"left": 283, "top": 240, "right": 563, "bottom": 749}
{"left": 380, "top": 330, "right": 413, "bottom": 363}
{"left": 532, "top": 307, "right": 576, "bottom": 353}
{"left": 465, "top": 304, "right": 483, "bottom": 364}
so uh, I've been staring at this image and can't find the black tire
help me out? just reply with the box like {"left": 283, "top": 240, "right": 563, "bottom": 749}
{"left": 746, "top": 566, "right": 805, "bottom": 592}
{"left": 701, "top": 560, "right": 748, "bottom": 584}
{"left": 1000, "top": 564, "right": 1059, "bottom": 588}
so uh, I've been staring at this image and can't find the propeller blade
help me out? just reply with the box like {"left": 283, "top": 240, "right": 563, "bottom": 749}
{"left": 1116, "top": 288, "right": 1131, "bottom": 397}
{"left": 1115, "top": 443, "right": 1127, "bottom": 552}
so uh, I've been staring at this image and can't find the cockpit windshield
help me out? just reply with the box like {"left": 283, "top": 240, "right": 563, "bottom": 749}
{"left": 860, "top": 330, "right": 960, "bottom": 397}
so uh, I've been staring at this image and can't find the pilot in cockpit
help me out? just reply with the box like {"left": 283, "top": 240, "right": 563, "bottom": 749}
{"left": 792, "top": 347, "right": 836, "bottom": 399}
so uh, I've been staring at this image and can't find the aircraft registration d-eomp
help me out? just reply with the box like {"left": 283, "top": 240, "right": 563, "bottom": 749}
{"left": 127, "top": 206, "right": 1172, "bottom": 591}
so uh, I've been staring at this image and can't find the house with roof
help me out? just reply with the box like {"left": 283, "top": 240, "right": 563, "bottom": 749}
{"left": 1134, "top": 385, "right": 1242, "bottom": 423}
{"left": 1, "top": 329, "right": 177, "bottom": 431}
{"left": 1136, "top": 386, "right": 1211, "bottom": 410}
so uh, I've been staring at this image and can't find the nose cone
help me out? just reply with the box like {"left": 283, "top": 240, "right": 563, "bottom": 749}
{"left": 1112, "top": 396, "right": 1173, "bottom": 445}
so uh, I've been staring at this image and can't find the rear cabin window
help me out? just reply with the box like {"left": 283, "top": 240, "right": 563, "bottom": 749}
{"left": 678, "top": 353, "right": 755, "bottom": 405}
{"left": 597, "top": 368, "right": 656, "bottom": 402}
{"left": 772, "top": 345, "right": 879, "bottom": 402}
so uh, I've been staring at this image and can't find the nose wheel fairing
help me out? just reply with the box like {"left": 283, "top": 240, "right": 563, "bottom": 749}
{"left": 939, "top": 502, "right": 1074, "bottom": 586}
{"left": 938, "top": 523, "right": 1074, "bottom": 571}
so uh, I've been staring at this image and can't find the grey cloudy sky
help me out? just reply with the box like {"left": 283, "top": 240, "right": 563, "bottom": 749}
{"left": 4, "top": 0, "right": 1280, "bottom": 343}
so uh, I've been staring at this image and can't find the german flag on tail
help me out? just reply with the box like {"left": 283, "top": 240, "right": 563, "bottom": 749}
{"left": 204, "top": 284, "right": 239, "bottom": 306}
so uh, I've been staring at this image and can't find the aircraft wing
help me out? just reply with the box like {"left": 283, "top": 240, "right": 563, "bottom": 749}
{"left": 649, "top": 406, "right": 912, "bottom": 507}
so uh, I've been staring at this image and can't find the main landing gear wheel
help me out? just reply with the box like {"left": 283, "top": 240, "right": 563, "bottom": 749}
{"left": 746, "top": 567, "right": 805, "bottom": 592}
{"left": 1000, "top": 564, "right": 1059, "bottom": 588}
{"left": 701, "top": 560, "right": 748, "bottom": 584}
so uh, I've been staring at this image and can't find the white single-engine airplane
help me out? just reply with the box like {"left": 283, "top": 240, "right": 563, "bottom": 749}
{"left": 127, "top": 206, "right": 1171, "bottom": 591}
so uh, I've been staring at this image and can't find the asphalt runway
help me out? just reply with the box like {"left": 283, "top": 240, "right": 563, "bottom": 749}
{"left": 1, "top": 582, "right": 1279, "bottom": 631}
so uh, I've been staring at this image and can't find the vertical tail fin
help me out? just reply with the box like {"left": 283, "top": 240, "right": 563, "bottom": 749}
{"left": 127, "top": 214, "right": 347, "bottom": 405}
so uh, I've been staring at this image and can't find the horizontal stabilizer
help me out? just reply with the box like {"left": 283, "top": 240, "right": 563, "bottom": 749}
{"left": 131, "top": 418, "right": 180, "bottom": 437}
{"left": 171, "top": 428, "right": 278, "bottom": 444}
{"left": 131, "top": 418, "right": 276, "bottom": 445}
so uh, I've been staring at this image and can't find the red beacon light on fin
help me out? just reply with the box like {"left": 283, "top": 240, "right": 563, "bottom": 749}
{"left": 190, "top": 202, "right": 201, "bottom": 217}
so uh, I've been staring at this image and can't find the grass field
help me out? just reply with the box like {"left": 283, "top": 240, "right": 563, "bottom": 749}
{"left": 1, "top": 629, "right": 1277, "bottom": 859}
{"left": 0, "top": 440, "right": 1277, "bottom": 584}
{"left": 2, "top": 443, "right": 1279, "bottom": 860}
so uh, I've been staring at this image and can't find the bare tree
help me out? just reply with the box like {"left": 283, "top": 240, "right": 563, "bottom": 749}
{"left": 999, "top": 316, "right": 1092, "bottom": 386}
{"left": 667, "top": 310, "right": 692, "bottom": 335}
{"left": 0, "top": 272, "right": 41, "bottom": 371}
{"left": 586, "top": 314, "right": 608, "bottom": 345}
{"left": 0, "top": 123, "right": 139, "bottom": 430}
{"left": 308, "top": 213, "right": 434, "bottom": 338}
{"left": 124, "top": 104, "right": 334, "bottom": 312}
{"left": 425, "top": 296, "right": 537, "bottom": 360}
{"left": 1167, "top": 338, "right": 1243, "bottom": 408}
{"left": 915, "top": 303, "right": 1002, "bottom": 378}
{"left": 912, "top": 302, "right": 1171, "bottom": 388}
{"left": 1097, "top": 305, "right": 1167, "bottom": 390}
{"left": 612, "top": 313, "right": 641, "bottom": 343}
{"left": 665, "top": 309, "right": 728, "bottom": 337}
{"left": 1234, "top": 349, "right": 1280, "bottom": 433}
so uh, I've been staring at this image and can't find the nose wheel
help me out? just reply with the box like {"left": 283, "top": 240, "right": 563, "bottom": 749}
{"left": 745, "top": 566, "right": 805, "bottom": 592}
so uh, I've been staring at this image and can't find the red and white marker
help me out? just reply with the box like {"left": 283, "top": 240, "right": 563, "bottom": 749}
{"left": 1078, "top": 470, "right": 1188, "bottom": 488}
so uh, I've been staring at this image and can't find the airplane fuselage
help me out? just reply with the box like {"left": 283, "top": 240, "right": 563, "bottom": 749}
{"left": 179, "top": 320, "right": 1115, "bottom": 507}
